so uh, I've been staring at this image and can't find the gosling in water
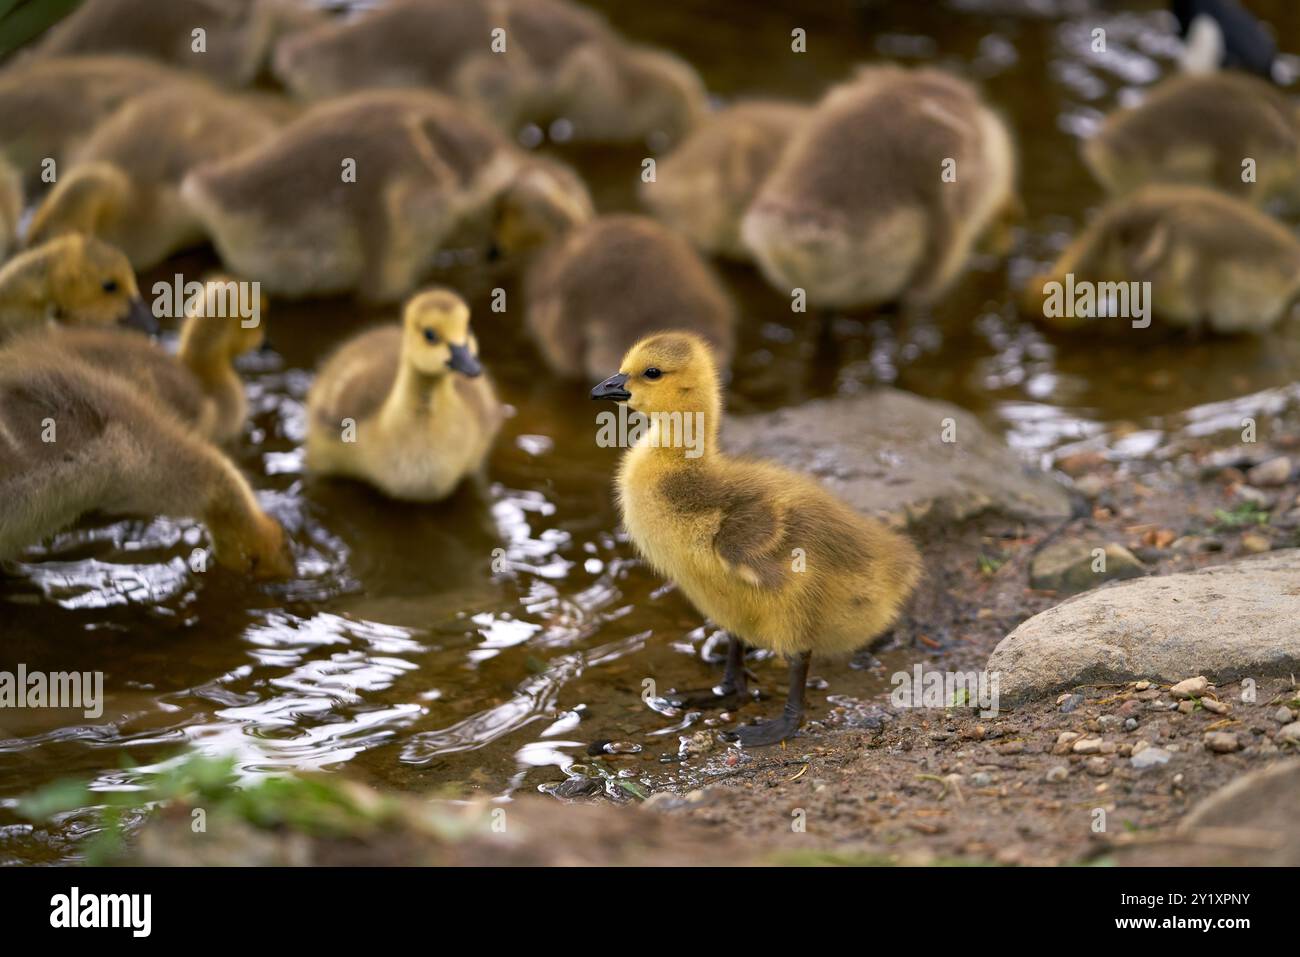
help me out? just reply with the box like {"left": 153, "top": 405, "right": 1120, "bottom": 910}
{"left": 592, "top": 332, "right": 922, "bottom": 746}
{"left": 0, "top": 338, "right": 292, "bottom": 577}
{"left": 307, "top": 289, "right": 503, "bottom": 501}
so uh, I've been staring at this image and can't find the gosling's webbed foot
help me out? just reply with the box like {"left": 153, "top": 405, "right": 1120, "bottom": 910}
{"left": 722, "top": 713, "right": 801, "bottom": 748}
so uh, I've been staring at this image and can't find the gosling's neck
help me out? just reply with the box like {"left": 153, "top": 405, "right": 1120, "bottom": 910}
{"left": 381, "top": 360, "right": 456, "bottom": 428}
{"left": 626, "top": 399, "right": 721, "bottom": 472}
{"left": 180, "top": 341, "right": 244, "bottom": 438}
{"left": 0, "top": 254, "right": 56, "bottom": 335}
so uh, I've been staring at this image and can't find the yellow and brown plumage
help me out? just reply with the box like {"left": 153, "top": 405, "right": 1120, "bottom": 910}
{"left": 593, "top": 331, "right": 922, "bottom": 745}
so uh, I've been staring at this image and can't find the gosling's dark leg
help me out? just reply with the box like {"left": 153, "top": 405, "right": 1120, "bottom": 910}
{"left": 665, "top": 633, "right": 749, "bottom": 708}
{"left": 724, "top": 650, "right": 811, "bottom": 747}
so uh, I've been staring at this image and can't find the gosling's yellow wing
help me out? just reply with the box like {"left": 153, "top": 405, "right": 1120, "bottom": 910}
{"left": 712, "top": 478, "right": 789, "bottom": 589}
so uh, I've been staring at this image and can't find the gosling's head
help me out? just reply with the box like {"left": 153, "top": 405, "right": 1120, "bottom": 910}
{"left": 7, "top": 234, "right": 157, "bottom": 333}
{"left": 492, "top": 156, "right": 594, "bottom": 257}
{"left": 402, "top": 288, "right": 482, "bottom": 378}
{"left": 211, "top": 508, "right": 294, "bottom": 580}
{"left": 25, "top": 162, "right": 131, "bottom": 249}
{"left": 180, "top": 275, "right": 270, "bottom": 362}
{"left": 591, "top": 331, "right": 720, "bottom": 417}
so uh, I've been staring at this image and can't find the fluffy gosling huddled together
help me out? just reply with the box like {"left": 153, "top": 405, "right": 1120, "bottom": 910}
{"left": 272, "top": 0, "right": 706, "bottom": 147}
{"left": 593, "top": 333, "right": 922, "bottom": 745}
{"left": 27, "top": 87, "right": 281, "bottom": 270}
{"left": 181, "top": 88, "right": 594, "bottom": 301}
{"left": 1027, "top": 0, "right": 1300, "bottom": 332}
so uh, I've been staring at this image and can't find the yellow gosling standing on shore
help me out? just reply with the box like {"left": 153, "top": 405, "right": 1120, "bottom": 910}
{"left": 27, "top": 87, "right": 280, "bottom": 269}
{"left": 1023, "top": 184, "right": 1300, "bottom": 334}
{"left": 0, "top": 235, "right": 156, "bottom": 341}
{"left": 524, "top": 214, "right": 736, "bottom": 381}
{"left": 0, "top": 340, "right": 292, "bottom": 578}
{"left": 306, "top": 289, "right": 503, "bottom": 501}
{"left": 592, "top": 332, "right": 922, "bottom": 746}
{"left": 742, "top": 65, "right": 1017, "bottom": 310}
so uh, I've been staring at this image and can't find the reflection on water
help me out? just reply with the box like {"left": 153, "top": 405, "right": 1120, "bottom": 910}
{"left": 5, "top": 0, "right": 1300, "bottom": 863}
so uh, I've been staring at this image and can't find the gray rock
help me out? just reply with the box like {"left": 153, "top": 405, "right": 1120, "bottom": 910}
{"left": 1130, "top": 746, "right": 1173, "bottom": 769}
{"left": 1247, "top": 456, "right": 1292, "bottom": 487}
{"left": 1274, "top": 707, "right": 1296, "bottom": 724}
{"left": 1279, "top": 722, "right": 1300, "bottom": 746}
{"left": 1045, "top": 765, "right": 1070, "bottom": 782}
{"left": 1030, "top": 541, "right": 1145, "bottom": 595}
{"left": 723, "top": 389, "right": 1072, "bottom": 526}
{"left": 987, "top": 551, "right": 1300, "bottom": 704}
{"left": 1204, "top": 731, "right": 1240, "bottom": 753}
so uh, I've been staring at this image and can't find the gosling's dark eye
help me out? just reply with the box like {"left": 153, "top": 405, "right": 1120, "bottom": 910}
{"left": 102, "top": 279, "right": 118, "bottom": 293}
{"left": 643, "top": 367, "right": 663, "bottom": 380}
{"left": 423, "top": 328, "right": 439, "bottom": 344}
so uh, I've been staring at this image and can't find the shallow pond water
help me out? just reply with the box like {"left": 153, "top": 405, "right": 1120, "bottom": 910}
{"left": 5, "top": 0, "right": 1300, "bottom": 863}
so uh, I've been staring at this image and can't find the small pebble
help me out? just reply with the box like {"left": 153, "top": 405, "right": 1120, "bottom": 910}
{"left": 1177, "top": 701, "right": 1195, "bottom": 715}
{"left": 1277, "top": 722, "right": 1300, "bottom": 746}
{"left": 1044, "top": 765, "right": 1070, "bottom": 783}
{"left": 1124, "top": 717, "right": 1138, "bottom": 731}
{"left": 1204, "top": 732, "right": 1239, "bottom": 753}
{"left": 1072, "top": 736, "right": 1103, "bottom": 755}
{"left": 1200, "top": 698, "right": 1229, "bottom": 715}
{"left": 1274, "top": 707, "right": 1296, "bottom": 724}
{"left": 1130, "top": 746, "right": 1173, "bottom": 769}
{"left": 1053, "top": 731, "right": 1081, "bottom": 755}
{"left": 971, "top": 771, "right": 993, "bottom": 787}
{"left": 1085, "top": 757, "right": 1112, "bottom": 777}
{"left": 1247, "top": 456, "right": 1292, "bottom": 487}
{"left": 1241, "top": 532, "right": 1272, "bottom": 554}
{"left": 1171, "top": 676, "right": 1209, "bottom": 699}
{"left": 1058, "top": 693, "right": 1084, "bottom": 713}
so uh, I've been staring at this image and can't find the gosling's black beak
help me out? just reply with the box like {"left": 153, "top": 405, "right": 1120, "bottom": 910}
{"left": 448, "top": 342, "right": 482, "bottom": 377}
{"left": 124, "top": 296, "right": 160, "bottom": 336}
{"left": 590, "top": 372, "right": 630, "bottom": 401}
{"left": 485, "top": 240, "right": 502, "bottom": 263}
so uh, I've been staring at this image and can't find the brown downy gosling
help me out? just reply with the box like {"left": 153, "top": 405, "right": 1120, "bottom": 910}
{"left": 742, "top": 66, "right": 1017, "bottom": 310}
{"left": 0, "top": 235, "right": 156, "bottom": 341}
{"left": 0, "top": 338, "right": 292, "bottom": 578}
{"left": 640, "top": 100, "right": 810, "bottom": 261}
{"left": 272, "top": 0, "right": 704, "bottom": 147}
{"left": 0, "top": 55, "right": 197, "bottom": 194}
{"left": 591, "top": 332, "right": 922, "bottom": 746}
{"left": 525, "top": 215, "right": 736, "bottom": 381}
{"left": 1023, "top": 184, "right": 1300, "bottom": 334}
{"left": 181, "top": 89, "right": 593, "bottom": 301}
{"left": 27, "top": 87, "right": 280, "bottom": 270}
{"left": 307, "top": 289, "right": 503, "bottom": 501}
{"left": 1082, "top": 72, "right": 1300, "bottom": 210}
{"left": 34, "top": 277, "right": 269, "bottom": 443}
{"left": 23, "top": 0, "right": 319, "bottom": 87}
